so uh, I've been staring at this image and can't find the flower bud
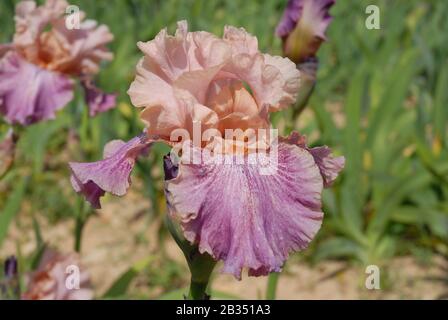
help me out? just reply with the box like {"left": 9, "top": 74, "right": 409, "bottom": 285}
{"left": 276, "top": 0, "right": 335, "bottom": 63}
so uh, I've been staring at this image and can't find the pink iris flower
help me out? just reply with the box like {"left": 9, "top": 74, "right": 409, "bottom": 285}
{"left": 69, "top": 21, "right": 344, "bottom": 279}
{"left": 0, "top": 0, "right": 116, "bottom": 126}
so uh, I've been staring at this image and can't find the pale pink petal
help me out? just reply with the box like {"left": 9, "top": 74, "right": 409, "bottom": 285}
{"left": 49, "top": 18, "right": 114, "bottom": 75}
{"left": 136, "top": 21, "right": 202, "bottom": 82}
{"left": 223, "top": 53, "right": 300, "bottom": 111}
{"left": 13, "top": 0, "right": 113, "bottom": 76}
{"left": 223, "top": 25, "right": 259, "bottom": 56}
{"left": 206, "top": 79, "right": 259, "bottom": 118}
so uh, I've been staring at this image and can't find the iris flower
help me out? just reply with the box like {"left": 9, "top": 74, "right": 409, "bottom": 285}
{"left": 70, "top": 21, "right": 344, "bottom": 279}
{"left": 0, "top": 0, "right": 116, "bottom": 126}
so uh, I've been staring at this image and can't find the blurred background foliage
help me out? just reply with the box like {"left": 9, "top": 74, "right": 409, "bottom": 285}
{"left": 1, "top": 0, "right": 448, "bottom": 298}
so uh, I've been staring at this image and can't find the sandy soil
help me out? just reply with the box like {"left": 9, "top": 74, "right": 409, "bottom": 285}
{"left": 3, "top": 191, "right": 448, "bottom": 300}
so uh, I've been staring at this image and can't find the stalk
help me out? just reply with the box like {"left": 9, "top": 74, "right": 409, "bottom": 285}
{"left": 165, "top": 215, "right": 216, "bottom": 300}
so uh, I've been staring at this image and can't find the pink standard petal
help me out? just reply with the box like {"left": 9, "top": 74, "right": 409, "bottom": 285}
{"left": 0, "top": 52, "right": 74, "bottom": 125}
{"left": 69, "top": 133, "right": 151, "bottom": 209}
{"left": 164, "top": 141, "right": 325, "bottom": 279}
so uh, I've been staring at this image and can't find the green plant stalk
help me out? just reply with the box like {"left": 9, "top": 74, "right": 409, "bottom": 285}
{"left": 165, "top": 215, "right": 216, "bottom": 300}
{"left": 74, "top": 215, "right": 85, "bottom": 253}
{"left": 266, "top": 272, "right": 280, "bottom": 300}
{"left": 73, "top": 198, "right": 91, "bottom": 253}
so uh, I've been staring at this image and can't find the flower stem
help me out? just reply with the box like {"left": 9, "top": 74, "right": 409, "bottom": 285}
{"left": 266, "top": 272, "right": 280, "bottom": 300}
{"left": 74, "top": 198, "right": 90, "bottom": 253}
{"left": 189, "top": 279, "right": 209, "bottom": 300}
{"left": 165, "top": 215, "right": 216, "bottom": 300}
{"left": 74, "top": 216, "right": 85, "bottom": 253}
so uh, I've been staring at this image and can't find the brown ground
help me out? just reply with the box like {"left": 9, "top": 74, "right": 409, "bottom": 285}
{"left": 3, "top": 190, "right": 448, "bottom": 300}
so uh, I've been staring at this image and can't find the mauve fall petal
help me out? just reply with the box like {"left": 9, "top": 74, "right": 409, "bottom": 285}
{"left": 282, "top": 131, "right": 345, "bottom": 188}
{"left": 69, "top": 133, "right": 151, "bottom": 208}
{"left": 81, "top": 79, "right": 117, "bottom": 117}
{"left": 309, "top": 146, "right": 345, "bottom": 187}
{"left": 164, "top": 141, "right": 324, "bottom": 279}
{"left": 0, "top": 52, "right": 74, "bottom": 125}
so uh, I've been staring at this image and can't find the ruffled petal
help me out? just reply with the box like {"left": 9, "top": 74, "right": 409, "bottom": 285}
{"left": 164, "top": 140, "right": 325, "bottom": 279}
{"left": 81, "top": 78, "right": 117, "bottom": 117}
{"left": 13, "top": 0, "right": 113, "bottom": 75}
{"left": 282, "top": 131, "right": 345, "bottom": 187}
{"left": 69, "top": 133, "right": 151, "bottom": 208}
{"left": 223, "top": 25, "right": 259, "bottom": 56}
{"left": 0, "top": 52, "right": 74, "bottom": 125}
{"left": 49, "top": 18, "right": 114, "bottom": 75}
{"left": 223, "top": 52, "right": 300, "bottom": 111}
{"left": 136, "top": 21, "right": 203, "bottom": 82}
{"left": 129, "top": 21, "right": 301, "bottom": 141}
{"left": 309, "top": 146, "right": 345, "bottom": 187}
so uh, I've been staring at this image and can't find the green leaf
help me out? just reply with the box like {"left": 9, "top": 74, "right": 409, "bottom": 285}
{"left": 313, "top": 237, "right": 366, "bottom": 263}
{"left": 0, "top": 177, "right": 27, "bottom": 248}
{"left": 433, "top": 63, "right": 448, "bottom": 141}
{"left": 102, "top": 257, "right": 153, "bottom": 299}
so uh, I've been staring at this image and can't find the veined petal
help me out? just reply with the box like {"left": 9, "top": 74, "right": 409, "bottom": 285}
{"left": 0, "top": 52, "right": 74, "bottom": 125}
{"left": 309, "top": 146, "right": 345, "bottom": 187}
{"left": 69, "top": 133, "right": 151, "bottom": 209}
{"left": 164, "top": 140, "right": 324, "bottom": 279}
{"left": 282, "top": 131, "right": 345, "bottom": 187}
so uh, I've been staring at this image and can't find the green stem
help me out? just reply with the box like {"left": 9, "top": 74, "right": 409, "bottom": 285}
{"left": 165, "top": 216, "right": 216, "bottom": 300}
{"left": 189, "top": 280, "right": 209, "bottom": 300}
{"left": 266, "top": 272, "right": 280, "bottom": 300}
{"left": 74, "top": 215, "right": 85, "bottom": 253}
